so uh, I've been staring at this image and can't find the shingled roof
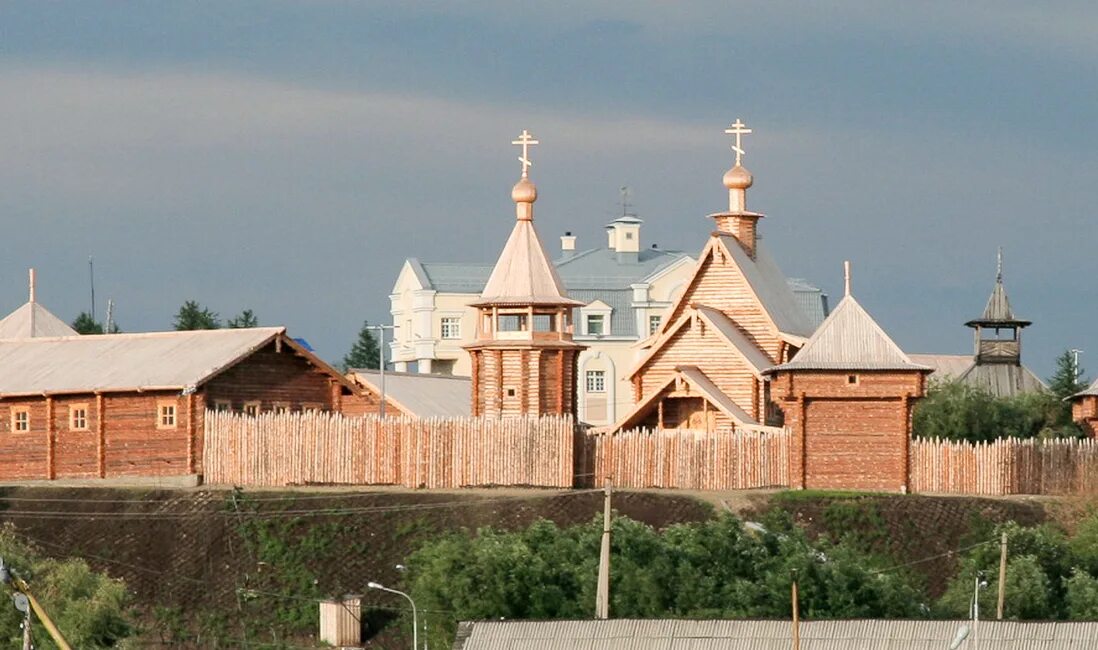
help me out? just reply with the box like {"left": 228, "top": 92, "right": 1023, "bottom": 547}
{"left": 767, "top": 294, "right": 929, "bottom": 373}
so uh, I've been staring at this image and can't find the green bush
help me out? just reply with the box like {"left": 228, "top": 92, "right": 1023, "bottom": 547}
{"left": 0, "top": 524, "right": 133, "bottom": 649}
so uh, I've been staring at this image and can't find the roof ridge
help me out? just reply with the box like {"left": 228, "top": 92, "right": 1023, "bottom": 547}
{"left": 0, "top": 326, "right": 285, "bottom": 345}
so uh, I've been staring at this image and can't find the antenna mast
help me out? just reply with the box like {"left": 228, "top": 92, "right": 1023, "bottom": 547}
{"left": 88, "top": 256, "right": 96, "bottom": 322}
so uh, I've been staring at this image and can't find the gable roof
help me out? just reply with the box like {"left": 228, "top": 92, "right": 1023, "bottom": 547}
{"left": 767, "top": 295, "right": 930, "bottom": 373}
{"left": 471, "top": 219, "right": 581, "bottom": 307}
{"left": 0, "top": 327, "right": 354, "bottom": 397}
{"left": 454, "top": 619, "right": 1098, "bottom": 650}
{"left": 650, "top": 237, "right": 814, "bottom": 344}
{"left": 349, "top": 370, "right": 470, "bottom": 418}
{"left": 609, "top": 366, "right": 756, "bottom": 431}
{"left": 908, "top": 353, "right": 974, "bottom": 380}
{"left": 0, "top": 301, "right": 78, "bottom": 338}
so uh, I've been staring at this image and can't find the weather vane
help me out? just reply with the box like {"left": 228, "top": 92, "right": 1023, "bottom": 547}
{"left": 724, "top": 118, "right": 752, "bottom": 167}
{"left": 512, "top": 129, "right": 539, "bottom": 178}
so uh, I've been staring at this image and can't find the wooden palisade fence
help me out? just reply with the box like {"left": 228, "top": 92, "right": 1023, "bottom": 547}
{"left": 580, "top": 426, "right": 791, "bottom": 490}
{"left": 204, "top": 410, "right": 1098, "bottom": 496}
{"left": 908, "top": 437, "right": 1098, "bottom": 496}
{"left": 203, "top": 411, "right": 574, "bottom": 488}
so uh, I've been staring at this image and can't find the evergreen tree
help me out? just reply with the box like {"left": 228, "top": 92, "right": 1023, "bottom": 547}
{"left": 227, "top": 309, "right": 259, "bottom": 328}
{"left": 71, "top": 312, "right": 121, "bottom": 334}
{"left": 1048, "top": 350, "right": 1088, "bottom": 431}
{"left": 342, "top": 320, "right": 380, "bottom": 371}
{"left": 173, "top": 300, "right": 221, "bottom": 330}
{"left": 1049, "top": 349, "right": 1088, "bottom": 401}
{"left": 72, "top": 311, "right": 104, "bottom": 335}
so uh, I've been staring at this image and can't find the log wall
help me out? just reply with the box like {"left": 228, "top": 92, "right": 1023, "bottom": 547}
{"left": 203, "top": 411, "right": 575, "bottom": 488}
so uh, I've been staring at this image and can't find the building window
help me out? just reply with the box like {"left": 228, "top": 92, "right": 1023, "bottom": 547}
{"left": 847, "top": 374, "right": 859, "bottom": 386}
{"left": 70, "top": 405, "right": 89, "bottom": 431}
{"left": 243, "top": 402, "right": 261, "bottom": 417}
{"left": 272, "top": 402, "right": 290, "bottom": 414}
{"left": 586, "top": 370, "right": 606, "bottom": 393}
{"left": 11, "top": 408, "right": 29, "bottom": 432}
{"left": 506, "top": 388, "right": 516, "bottom": 397}
{"left": 649, "top": 315, "right": 662, "bottom": 335}
{"left": 586, "top": 314, "right": 605, "bottom": 336}
{"left": 441, "top": 317, "right": 461, "bottom": 339}
{"left": 213, "top": 400, "right": 232, "bottom": 412}
{"left": 158, "top": 402, "right": 177, "bottom": 429}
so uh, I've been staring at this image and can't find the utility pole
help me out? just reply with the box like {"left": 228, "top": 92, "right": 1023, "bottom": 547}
{"left": 367, "top": 324, "right": 396, "bottom": 417}
{"left": 1071, "top": 349, "right": 1084, "bottom": 382}
{"left": 106, "top": 299, "right": 115, "bottom": 334}
{"left": 791, "top": 572, "right": 800, "bottom": 650}
{"left": 20, "top": 602, "right": 31, "bottom": 650}
{"left": 1, "top": 558, "right": 72, "bottom": 650}
{"left": 997, "top": 532, "right": 1008, "bottom": 620}
{"left": 595, "top": 478, "right": 612, "bottom": 619}
{"left": 88, "top": 256, "right": 96, "bottom": 323}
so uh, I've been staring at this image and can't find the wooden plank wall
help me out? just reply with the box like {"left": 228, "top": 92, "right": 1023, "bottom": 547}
{"left": 203, "top": 411, "right": 574, "bottom": 488}
{"left": 584, "top": 427, "right": 791, "bottom": 490}
{"left": 908, "top": 437, "right": 1098, "bottom": 496}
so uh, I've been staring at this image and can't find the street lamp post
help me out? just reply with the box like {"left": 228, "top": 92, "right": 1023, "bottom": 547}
{"left": 368, "top": 581, "right": 417, "bottom": 650}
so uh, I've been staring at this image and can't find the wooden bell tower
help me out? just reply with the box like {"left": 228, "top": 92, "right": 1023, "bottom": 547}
{"left": 465, "top": 130, "right": 585, "bottom": 418}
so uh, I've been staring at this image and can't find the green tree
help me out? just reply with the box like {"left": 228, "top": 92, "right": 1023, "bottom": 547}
{"left": 407, "top": 514, "right": 926, "bottom": 649}
{"left": 0, "top": 524, "right": 132, "bottom": 648}
{"left": 71, "top": 312, "right": 103, "bottom": 335}
{"left": 173, "top": 300, "right": 221, "bottom": 330}
{"left": 1065, "top": 569, "right": 1098, "bottom": 620}
{"left": 913, "top": 380, "right": 1073, "bottom": 442}
{"left": 1048, "top": 350, "right": 1088, "bottom": 432}
{"left": 227, "top": 309, "right": 259, "bottom": 328}
{"left": 71, "top": 312, "right": 120, "bottom": 335}
{"left": 341, "top": 320, "right": 380, "bottom": 371}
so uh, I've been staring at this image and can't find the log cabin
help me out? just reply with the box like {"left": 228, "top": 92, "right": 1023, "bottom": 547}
{"left": 0, "top": 327, "right": 362, "bottom": 481}
{"left": 1071, "top": 379, "right": 1098, "bottom": 437}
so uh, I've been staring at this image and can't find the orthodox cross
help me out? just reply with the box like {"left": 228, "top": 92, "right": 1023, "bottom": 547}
{"left": 724, "top": 118, "right": 752, "bottom": 167}
{"left": 512, "top": 129, "right": 539, "bottom": 178}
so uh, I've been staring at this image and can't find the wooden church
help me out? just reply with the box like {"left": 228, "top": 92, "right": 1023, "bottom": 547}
{"left": 610, "top": 120, "right": 815, "bottom": 432}
{"left": 465, "top": 131, "right": 585, "bottom": 418}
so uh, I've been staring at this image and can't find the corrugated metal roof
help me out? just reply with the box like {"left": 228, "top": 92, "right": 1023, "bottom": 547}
{"left": 454, "top": 619, "right": 1098, "bottom": 650}
{"left": 787, "top": 278, "right": 830, "bottom": 330}
{"left": 958, "top": 362, "right": 1048, "bottom": 398}
{"left": 717, "top": 236, "right": 814, "bottom": 339}
{"left": 0, "top": 301, "right": 78, "bottom": 338}
{"left": 0, "top": 327, "right": 287, "bottom": 395}
{"left": 473, "top": 216, "right": 582, "bottom": 307}
{"left": 555, "top": 248, "right": 688, "bottom": 290}
{"left": 908, "top": 354, "right": 974, "bottom": 380}
{"left": 349, "top": 369, "right": 470, "bottom": 418}
{"left": 768, "top": 295, "right": 929, "bottom": 373}
{"left": 420, "top": 262, "right": 492, "bottom": 294}
{"left": 570, "top": 289, "right": 636, "bottom": 337}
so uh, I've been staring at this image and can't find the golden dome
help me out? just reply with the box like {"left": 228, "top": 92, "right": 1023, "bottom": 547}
{"left": 723, "top": 164, "right": 753, "bottom": 190}
{"left": 511, "top": 177, "right": 538, "bottom": 204}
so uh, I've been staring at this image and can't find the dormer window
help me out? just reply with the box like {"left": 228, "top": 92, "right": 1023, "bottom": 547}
{"left": 586, "top": 314, "right": 605, "bottom": 336}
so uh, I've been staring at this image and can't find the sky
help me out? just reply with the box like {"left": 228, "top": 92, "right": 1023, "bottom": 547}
{"left": 0, "top": 1, "right": 1095, "bottom": 377}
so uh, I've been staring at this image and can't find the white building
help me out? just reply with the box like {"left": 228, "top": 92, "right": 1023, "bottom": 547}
{"left": 389, "top": 217, "right": 828, "bottom": 426}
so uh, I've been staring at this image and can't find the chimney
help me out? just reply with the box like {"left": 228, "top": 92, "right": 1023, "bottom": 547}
{"left": 561, "top": 231, "right": 576, "bottom": 258}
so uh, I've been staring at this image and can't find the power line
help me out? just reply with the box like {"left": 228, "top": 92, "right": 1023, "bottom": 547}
{"left": 868, "top": 538, "right": 999, "bottom": 576}
{"left": 0, "top": 490, "right": 602, "bottom": 520}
